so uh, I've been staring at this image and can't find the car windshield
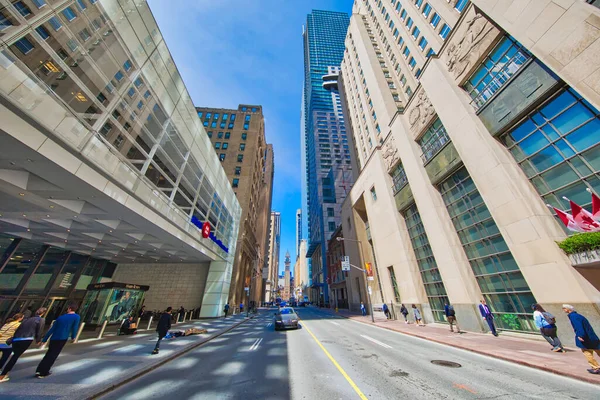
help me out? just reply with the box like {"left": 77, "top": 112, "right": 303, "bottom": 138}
{"left": 280, "top": 308, "right": 295, "bottom": 315}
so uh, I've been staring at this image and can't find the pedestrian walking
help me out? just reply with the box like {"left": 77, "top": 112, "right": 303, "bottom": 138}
{"left": 360, "top": 302, "right": 366, "bottom": 316}
{"left": 479, "top": 299, "right": 498, "bottom": 336}
{"left": 138, "top": 305, "right": 146, "bottom": 319}
{"left": 224, "top": 303, "right": 230, "bottom": 317}
{"left": 0, "top": 313, "right": 24, "bottom": 378}
{"left": 178, "top": 306, "right": 185, "bottom": 322}
{"left": 0, "top": 308, "right": 46, "bottom": 383}
{"left": 36, "top": 303, "right": 80, "bottom": 378}
{"left": 444, "top": 302, "right": 460, "bottom": 333}
{"left": 152, "top": 307, "right": 172, "bottom": 355}
{"left": 400, "top": 304, "right": 409, "bottom": 323}
{"left": 382, "top": 303, "right": 391, "bottom": 319}
{"left": 532, "top": 304, "right": 564, "bottom": 352}
{"left": 23, "top": 307, "right": 33, "bottom": 319}
{"left": 239, "top": 303, "right": 244, "bottom": 313}
{"left": 412, "top": 304, "right": 424, "bottom": 326}
{"left": 563, "top": 304, "right": 600, "bottom": 374}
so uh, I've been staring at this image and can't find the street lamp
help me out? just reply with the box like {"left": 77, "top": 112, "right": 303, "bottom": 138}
{"left": 336, "top": 236, "right": 375, "bottom": 323}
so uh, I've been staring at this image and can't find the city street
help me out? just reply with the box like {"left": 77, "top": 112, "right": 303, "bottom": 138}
{"left": 100, "top": 307, "right": 599, "bottom": 399}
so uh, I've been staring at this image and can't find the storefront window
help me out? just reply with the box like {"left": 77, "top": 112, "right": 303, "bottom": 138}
{"left": 0, "top": 241, "right": 45, "bottom": 293}
{"left": 50, "top": 253, "right": 88, "bottom": 294}
{"left": 23, "top": 248, "right": 68, "bottom": 293}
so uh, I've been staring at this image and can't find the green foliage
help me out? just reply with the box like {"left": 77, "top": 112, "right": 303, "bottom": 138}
{"left": 557, "top": 232, "right": 600, "bottom": 255}
{"left": 499, "top": 313, "right": 521, "bottom": 331}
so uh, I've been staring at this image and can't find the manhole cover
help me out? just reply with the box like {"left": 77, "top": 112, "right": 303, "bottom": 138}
{"left": 431, "top": 360, "right": 462, "bottom": 368}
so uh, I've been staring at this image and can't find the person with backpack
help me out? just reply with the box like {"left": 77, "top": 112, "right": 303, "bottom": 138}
{"left": 400, "top": 304, "right": 409, "bottom": 323}
{"left": 532, "top": 303, "right": 564, "bottom": 352}
{"left": 444, "top": 302, "right": 461, "bottom": 333}
{"left": 0, "top": 308, "right": 46, "bottom": 383}
{"left": 152, "top": 307, "right": 172, "bottom": 355}
{"left": 0, "top": 313, "right": 24, "bottom": 378}
{"left": 224, "top": 303, "right": 230, "bottom": 317}
{"left": 382, "top": 303, "right": 391, "bottom": 319}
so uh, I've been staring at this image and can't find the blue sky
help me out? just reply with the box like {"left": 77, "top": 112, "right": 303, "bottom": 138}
{"left": 148, "top": 0, "right": 353, "bottom": 273}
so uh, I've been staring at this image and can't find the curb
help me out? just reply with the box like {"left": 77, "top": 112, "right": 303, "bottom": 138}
{"left": 84, "top": 316, "right": 255, "bottom": 399}
{"left": 326, "top": 310, "right": 600, "bottom": 386}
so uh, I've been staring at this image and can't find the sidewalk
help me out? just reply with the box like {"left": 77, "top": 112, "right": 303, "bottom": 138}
{"left": 0, "top": 314, "right": 251, "bottom": 400}
{"left": 318, "top": 307, "right": 600, "bottom": 385}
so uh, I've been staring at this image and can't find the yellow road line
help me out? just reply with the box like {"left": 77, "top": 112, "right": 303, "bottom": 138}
{"left": 301, "top": 321, "right": 368, "bottom": 400}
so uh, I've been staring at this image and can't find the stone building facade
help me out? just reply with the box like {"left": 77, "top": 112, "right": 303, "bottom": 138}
{"left": 339, "top": 0, "right": 600, "bottom": 338}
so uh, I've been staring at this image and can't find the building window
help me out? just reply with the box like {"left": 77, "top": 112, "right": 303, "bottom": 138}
{"left": 13, "top": 2, "right": 32, "bottom": 17}
{"left": 370, "top": 186, "right": 377, "bottom": 201}
{"left": 222, "top": 143, "right": 228, "bottom": 150}
{"left": 211, "top": 121, "right": 217, "bottom": 128}
{"left": 0, "top": 12, "right": 13, "bottom": 31}
{"left": 243, "top": 123, "right": 249, "bottom": 130}
{"left": 99, "top": 122, "right": 112, "bottom": 136}
{"left": 430, "top": 13, "right": 441, "bottom": 28}
{"left": 418, "top": 37, "right": 428, "bottom": 51}
{"left": 239, "top": 143, "right": 246, "bottom": 151}
{"left": 127, "top": 87, "right": 135, "bottom": 98}
{"left": 62, "top": 6, "right": 77, "bottom": 21}
{"left": 237, "top": 154, "right": 244, "bottom": 162}
{"left": 32, "top": 0, "right": 47, "bottom": 8}
{"left": 408, "top": 57, "right": 417, "bottom": 70}
{"left": 207, "top": 131, "right": 212, "bottom": 138}
{"left": 440, "top": 23, "right": 451, "bottom": 39}
{"left": 198, "top": 111, "right": 203, "bottom": 118}
{"left": 403, "top": 47, "right": 410, "bottom": 59}
{"left": 412, "top": 26, "right": 420, "bottom": 40}
{"left": 439, "top": 167, "right": 536, "bottom": 332}
{"left": 391, "top": 164, "right": 408, "bottom": 193}
{"left": 47, "top": 16, "right": 62, "bottom": 31}
{"left": 234, "top": 166, "right": 241, "bottom": 175}
{"left": 220, "top": 154, "right": 226, "bottom": 162}
{"left": 76, "top": 0, "right": 87, "bottom": 10}
{"left": 426, "top": 48, "right": 436, "bottom": 58}
{"left": 418, "top": 118, "right": 450, "bottom": 163}
{"left": 500, "top": 87, "right": 600, "bottom": 213}
{"left": 327, "top": 207, "right": 334, "bottom": 217}
{"left": 78, "top": 28, "right": 91, "bottom": 42}
{"left": 454, "top": 0, "right": 468, "bottom": 13}
{"left": 464, "top": 36, "right": 530, "bottom": 110}
{"left": 228, "top": 123, "right": 234, "bottom": 129}
{"left": 245, "top": 115, "right": 251, "bottom": 121}
{"left": 114, "top": 70, "right": 124, "bottom": 82}
{"left": 241, "top": 106, "right": 247, "bottom": 111}
{"left": 404, "top": 204, "right": 448, "bottom": 321}
{"left": 123, "top": 59, "right": 133, "bottom": 72}
{"left": 232, "top": 178, "right": 239, "bottom": 188}
{"left": 328, "top": 222, "right": 336, "bottom": 231}
{"left": 225, "top": 132, "right": 230, "bottom": 139}
{"left": 387, "top": 266, "right": 402, "bottom": 303}
{"left": 217, "top": 132, "right": 223, "bottom": 138}
{"left": 422, "top": 3, "right": 432, "bottom": 17}
{"left": 215, "top": 142, "right": 221, "bottom": 149}
{"left": 230, "top": 114, "right": 236, "bottom": 121}
{"left": 14, "top": 37, "right": 34, "bottom": 55}
{"left": 35, "top": 26, "right": 50, "bottom": 40}
{"left": 214, "top": 113, "right": 220, "bottom": 120}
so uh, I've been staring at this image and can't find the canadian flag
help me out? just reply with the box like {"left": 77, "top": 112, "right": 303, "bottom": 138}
{"left": 564, "top": 197, "right": 600, "bottom": 231}
{"left": 587, "top": 188, "right": 600, "bottom": 223}
{"left": 547, "top": 205, "right": 590, "bottom": 233}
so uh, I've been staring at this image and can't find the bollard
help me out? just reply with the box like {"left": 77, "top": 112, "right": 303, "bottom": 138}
{"left": 40, "top": 320, "right": 56, "bottom": 349}
{"left": 146, "top": 315, "right": 153, "bottom": 331}
{"left": 175, "top": 313, "right": 180, "bottom": 324}
{"left": 184, "top": 311, "right": 189, "bottom": 322}
{"left": 73, "top": 322, "right": 86, "bottom": 343}
{"left": 97, "top": 320, "right": 108, "bottom": 339}
{"left": 136, "top": 317, "right": 141, "bottom": 329}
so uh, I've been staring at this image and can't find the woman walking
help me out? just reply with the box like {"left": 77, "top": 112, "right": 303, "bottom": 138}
{"left": 532, "top": 303, "right": 564, "bottom": 352}
{"left": 0, "top": 313, "right": 24, "bottom": 379}
{"left": 0, "top": 308, "right": 46, "bottom": 383}
{"left": 412, "top": 304, "right": 425, "bottom": 326}
{"left": 400, "top": 304, "right": 409, "bottom": 323}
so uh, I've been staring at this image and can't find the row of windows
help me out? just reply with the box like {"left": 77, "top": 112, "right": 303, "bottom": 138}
{"left": 215, "top": 142, "right": 246, "bottom": 151}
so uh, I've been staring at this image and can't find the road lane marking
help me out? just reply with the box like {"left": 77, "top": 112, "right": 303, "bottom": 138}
{"left": 266, "top": 323, "right": 273, "bottom": 328}
{"left": 360, "top": 334, "right": 392, "bottom": 349}
{"left": 302, "top": 322, "right": 368, "bottom": 400}
{"left": 329, "top": 321, "right": 341, "bottom": 326}
{"left": 249, "top": 338, "right": 263, "bottom": 351}
{"left": 453, "top": 383, "right": 477, "bottom": 394}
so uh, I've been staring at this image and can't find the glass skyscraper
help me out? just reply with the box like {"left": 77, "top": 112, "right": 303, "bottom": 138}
{"left": 302, "top": 10, "right": 352, "bottom": 305}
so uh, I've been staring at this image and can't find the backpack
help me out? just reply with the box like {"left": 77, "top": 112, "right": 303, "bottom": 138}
{"left": 542, "top": 312, "right": 556, "bottom": 325}
{"left": 447, "top": 305, "right": 455, "bottom": 317}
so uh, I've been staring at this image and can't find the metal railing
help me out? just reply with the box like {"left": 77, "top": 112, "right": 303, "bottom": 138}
{"left": 469, "top": 51, "right": 530, "bottom": 110}
{"left": 419, "top": 126, "right": 451, "bottom": 164}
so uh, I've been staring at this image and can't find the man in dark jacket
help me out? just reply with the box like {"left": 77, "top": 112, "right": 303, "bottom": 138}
{"left": 479, "top": 299, "right": 498, "bottom": 336}
{"left": 563, "top": 304, "right": 600, "bottom": 374}
{"left": 152, "top": 307, "right": 172, "bottom": 355}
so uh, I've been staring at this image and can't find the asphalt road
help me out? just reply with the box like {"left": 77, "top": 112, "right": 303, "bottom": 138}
{"left": 100, "top": 307, "right": 600, "bottom": 400}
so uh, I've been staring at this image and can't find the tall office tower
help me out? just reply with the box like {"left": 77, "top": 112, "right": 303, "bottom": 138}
{"left": 195, "top": 105, "right": 274, "bottom": 307}
{"left": 303, "top": 10, "right": 352, "bottom": 306}
{"left": 264, "top": 211, "right": 281, "bottom": 302}
{"left": 295, "top": 209, "right": 302, "bottom": 258}
{"left": 283, "top": 250, "right": 291, "bottom": 300}
{"left": 0, "top": 0, "right": 241, "bottom": 322}
{"left": 339, "top": 0, "right": 600, "bottom": 338}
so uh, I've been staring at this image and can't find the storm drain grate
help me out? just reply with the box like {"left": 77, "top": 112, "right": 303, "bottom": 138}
{"left": 431, "top": 360, "right": 462, "bottom": 368}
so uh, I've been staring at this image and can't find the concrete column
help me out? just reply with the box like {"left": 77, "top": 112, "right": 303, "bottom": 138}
{"left": 200, "top": 260, "right": 231, "bottom": 318}
{"left": 420, "top": 57, "right": 600, "bottom": 337}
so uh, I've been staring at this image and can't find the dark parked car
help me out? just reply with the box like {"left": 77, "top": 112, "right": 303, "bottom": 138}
{"left": 274, "top": 307, "right": 299, "bottom": 331}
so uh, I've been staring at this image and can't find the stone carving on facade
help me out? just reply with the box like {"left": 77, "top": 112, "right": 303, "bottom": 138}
{"left": 445, "top": 10, "right": 495, "bottom": 80}
{"left": 408, "top": 90, "right": 435, "bottom": 134}
{"left": 381, "top": 136, "right": 399, "bottom": 172}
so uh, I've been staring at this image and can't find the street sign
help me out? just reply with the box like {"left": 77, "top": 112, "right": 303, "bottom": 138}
{"left": 341, "top": 256, "right": 350, "bottom": 271}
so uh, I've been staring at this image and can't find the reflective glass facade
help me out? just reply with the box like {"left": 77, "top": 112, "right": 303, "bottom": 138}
{"left": 0, "top": 233, "right": 115, "bottom": 324}
{"left": 501, "top": 88, "right": 600, "bottom": 213}
{"left": 404, "top": 203, "right": 448, "bottom": 322}
{"left": 439, "top": 167, "right": 536, "bottom": 332}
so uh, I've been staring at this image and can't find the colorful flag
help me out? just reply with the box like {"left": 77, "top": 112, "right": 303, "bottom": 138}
{"left": 548, "top": 205, "right": 589, "bottom": 233}
{"left": 564, "top": 197, "right": 600, "bottom": 231}
{"left": 588, "top": 188, "right": 600, "bottom": 223}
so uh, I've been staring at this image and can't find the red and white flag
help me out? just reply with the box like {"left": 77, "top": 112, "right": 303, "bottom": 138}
{"left": 564, "top": 197, "right": 600, "bottom": 231}
{"left": 548, "top": 205, "right": 590, "bottom": 233}
{"left": 588, "top": 188, "right": 600, "bottom": 223}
